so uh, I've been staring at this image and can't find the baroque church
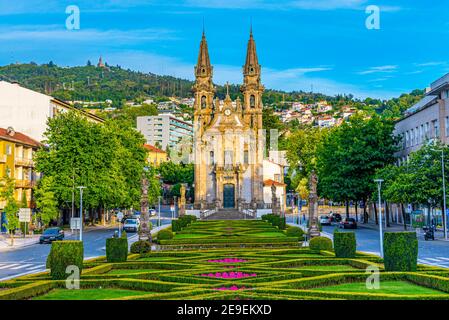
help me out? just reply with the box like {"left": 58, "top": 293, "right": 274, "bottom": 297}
{"left": 193, "top": 30, "right": 267, "bottom": 211}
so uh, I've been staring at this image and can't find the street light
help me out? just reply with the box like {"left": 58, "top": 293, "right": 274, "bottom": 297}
{"left": 77, "top": 186, "right": 86, "bottom": 242}
{"left": 374, "top": 179, "right": 384, "bottom": 258}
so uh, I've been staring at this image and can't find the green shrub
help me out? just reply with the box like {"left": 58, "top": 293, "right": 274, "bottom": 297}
{"left": 172, "top": 219, "right": 181, "bottom": 232}
{"left": 130, "top": 240, "right": 152, "bottom": 254}
{"left": 121, "top": 231, "right": 127, "bottom": 239}
{"left": 46, "top": 241, "right": 84, "bottom": 280}
{"left": 261, "top": 214, "right": 286, "bottom": 230}
{"left": 157, "top": 229, "right": 174, "bottom": 241}
{"left": 309, "top": 236, "right": 333, "bottom": 252}
{"left": 106, "top": 237, "right": 128, "bottom": 263}
{"left": 173, "top": 215, "right": 197, "bottom": 232}
{"left": 333, "top": 231, "right": 356, "bottom": 258}
{"left": 286, "top": 226, "right": 305, "bottom": 239}
{"left": 383, "top": 232, "right": 418, "bottom": 271}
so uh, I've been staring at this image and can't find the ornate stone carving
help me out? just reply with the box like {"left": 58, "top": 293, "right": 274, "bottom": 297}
{"left": 308, "top": 170, "right": 320, "bottom": 238}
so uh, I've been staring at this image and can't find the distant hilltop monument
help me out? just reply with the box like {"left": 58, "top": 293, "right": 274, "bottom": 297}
{"left": 97, "top": 56, "right": 106, "bottom": 68}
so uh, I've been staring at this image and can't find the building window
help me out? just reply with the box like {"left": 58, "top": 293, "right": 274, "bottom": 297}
{"left": 410, "top": 129, "right": 414, "bottom": 146}
{"left": 250, "top": 95, "right": 256, "bottom": 108}
{"left": 425, "top": 122, "right": 430, "bottom": 139}
{"left": 201, "top": 96, "right": 207, "bottom": 109}
{"left": 405, "top": 131, "right": 409, "bottom": 147}
{"left": 244, "top": 150, "right": 249, "bottom": 165}
{"left": 210, "top": 151, "right": 215, "bottom": 165}
{"left": 224, "top": 150, "right": 233, "bottom": 166}
{"left": 433, "top": 120, "right": 439, "bottom": 138}
{"left": 446, "top": 117, "right": 449, "bottom": 137}
{"left": 6, "top": 145, "right": 12, "bottom": 155}
{"left": 274, "top": 174, "right": 281, "bottom": 182}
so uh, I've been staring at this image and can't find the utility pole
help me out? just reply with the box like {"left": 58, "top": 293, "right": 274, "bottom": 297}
{"left": 374, "top": 179, "right": 384, "bottom": 258}
{"left": 77, "top": 186, "right": 86, "bottom": 242}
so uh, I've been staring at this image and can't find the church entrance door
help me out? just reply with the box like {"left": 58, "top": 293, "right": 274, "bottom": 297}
{"left": 223, "top": 184, "right": 235, "bottom": 208}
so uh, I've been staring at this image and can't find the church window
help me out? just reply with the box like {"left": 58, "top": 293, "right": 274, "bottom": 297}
{"left": 210, "top": 151, "right": 215, "bottom": 165}
{"left": 224, "top": 150, "right": 233, "bottom": 166}
{"left": 244, "top": 150, "right": 249, "bottom": 165}
{"left": 250, "top": 95, "right": 256, "bottom": 108}
{"left": 201, "top": 96, "right": 207, "bottom": 109}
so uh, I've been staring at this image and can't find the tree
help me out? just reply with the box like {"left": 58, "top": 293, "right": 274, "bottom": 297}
{"left": 20, "top": 191, "right": 28, "bottom": 208}
{"left": 34, "top": 176, "right": 59, "bottom": 228}
{"left": 317, "top": 113, "right": 398, "bottom": 218}
{"left": 0, "top": 175, "right": 19, "bottom": 245}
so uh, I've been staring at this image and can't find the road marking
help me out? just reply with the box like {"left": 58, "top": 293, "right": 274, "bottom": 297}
{"left": 0, "top": 264, "right": 19, "bottom": 269}
{"left": 25, "top": 264, "right": 45, "bottom": 271}
{"left": 10, "top": 264, "right": 33, "bottom": 270}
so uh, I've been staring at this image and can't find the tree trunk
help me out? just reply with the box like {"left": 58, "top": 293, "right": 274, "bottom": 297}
{"left": 345, "top": 200, "right": 350, "bottom": 219}
{"left": 373, "top": 201, "right": 378, "bottom": 225}
{"left": 363, "top": 199, "right": 368, "bottom": 223}
{"left": 10, "top": 230, "right": 14, "bottom": 246}
{"left": 354, "top": 202, "right": 358, "bottom": 222}
{"left": 400, "top": 203, "right": 408, "bottom": 230}
{"left": 386, "top": 202, "right": 391, "bottom": 227}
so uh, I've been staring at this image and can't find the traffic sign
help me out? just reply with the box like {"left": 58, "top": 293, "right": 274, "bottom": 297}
{"left": 170, "top": 205, "right": 175, "bottom": 212}
{"left": 18, "top": 208, "right": 31, "bottom": 223}
{"left": 70, "top": 218, "right": 81, "bottom": 230}
{"left": 117, "top": 211, "right": 124, "bottom": 220}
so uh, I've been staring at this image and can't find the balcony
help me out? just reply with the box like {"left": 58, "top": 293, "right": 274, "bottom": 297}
{"left": 15, "top": 180, "right": 36, "bottom": 188}
{"left": 15, "top": 158, "right": 35, "bottom": 167}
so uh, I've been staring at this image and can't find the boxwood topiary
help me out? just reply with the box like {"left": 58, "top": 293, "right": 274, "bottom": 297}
{"left": 106, "top": 237, "right": 128, "bottom": 263}
{"left": 130, "top": 240, "right": 152, "bottom": 254}
{"left": 172, "top": 219, "right": 181, "bottom": 232}
{"left": 286, "top": 226, "right": 305, "bottom": 239}
{"left": 383, "top": 232, "right": 418, "bottom": 271}
{"left": 46, "top": 241, "right": 84, "bottom": 280}
{"left": 157, "top": 229, "right": 174, "bottom": 241}
{"left": 309, "top": 236, "right": 333, "bottom": 252}
{"left": 333, "top": 230, "right": 356, "bottom": 258}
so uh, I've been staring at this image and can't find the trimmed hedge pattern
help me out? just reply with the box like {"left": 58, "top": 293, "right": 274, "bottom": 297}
{"left": 309, "top": 236, "right": 333, "bottom": 252}
{"left": 2, "top": 221, "right": 448, "bottom": 300}
{"left": 46, "top": 241, "right": 84, "bottom": 280}
{"left": 333, "top": 231, "right": 356, "bottom": 258}
{"left": 383, "top": 232, "right": 418, "bottom": 272}
{"left": 106, "top": 238, "right": 128, "bottom": 263}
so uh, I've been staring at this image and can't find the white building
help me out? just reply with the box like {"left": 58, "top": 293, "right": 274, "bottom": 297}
{"left": 394, "top": 73, "right": 449, "bottom": 163}
{"left": 0, "top": 81, "right": 103, "bottom": 142}
{"left": 137, "top": 114, "right": 193, "bottom": 150}
{"left": 263, "top": 156, "right": 287, "bottom": 211}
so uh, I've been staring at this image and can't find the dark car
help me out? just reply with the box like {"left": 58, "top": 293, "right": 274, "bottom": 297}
{"left": 330, "top": 213, "right": 342, "bottom": 223}
{"left": 39, "top": 227, "right": 64, "bottom": 244}
{"left": 339, "top": 218, "right": 357, "bottom": 229}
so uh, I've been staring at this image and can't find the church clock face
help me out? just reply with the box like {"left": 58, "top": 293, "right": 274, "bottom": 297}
{"left": 224, "top": 108, "right": 232, "bottom": 116}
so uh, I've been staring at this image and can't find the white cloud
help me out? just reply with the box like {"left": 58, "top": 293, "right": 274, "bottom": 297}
{"left": 414, "top": 61, "right": 447, "bottom": 67}
{"left": 358, "top": 65, "right": 398, "bottom": 75}
{"left": 0, "top": 25, "right": 177, "bottom": 43}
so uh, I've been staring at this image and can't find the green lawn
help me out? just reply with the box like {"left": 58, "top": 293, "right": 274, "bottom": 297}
{"left": 249, "top": 232, "right": 287, "bottom": 237}
{"left": 312, "top": 281, "right": 445, "bottom": 295}
{"left": 33, "top": 288, "right": 152, "bottom": 300}
{"left": 106, "top": 269, "right": 155, "bottom": 275}
{"left": 173, "top": 233, "right": 213, "bottom": 239}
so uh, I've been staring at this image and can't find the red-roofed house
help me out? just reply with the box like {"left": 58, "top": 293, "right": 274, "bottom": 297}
{"left": 143, "top": 144, "right": 168, "bottom": 167}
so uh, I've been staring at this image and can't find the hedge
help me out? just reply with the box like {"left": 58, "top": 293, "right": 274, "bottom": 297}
{"left": 261, "top": 214, "right": 286, "bottom": 230}
{"left": 157, "top": 229, "right": 174, "bottom": 241}
{"left": 46, "top": 241, "right": 84, "bottom": 280}
{"left": 106, "top": 238, "right": 128, "bottom": 263}
{"left": 130, "top": 240, "right": 152, "bottom": 254}
{"left": 383, "top": 232, "right": 418, "bottom": 272}
{"left": 172, "top": 215, "right": 197, "bottom": 232}
{"left": 333, "top": 231, "right": 356, "bottom": 258}
{"left": 286, "top": 227, "right": 305, "bottom": 240}
{"left": 309, "top": 236, "right": 333, "bottom": 252}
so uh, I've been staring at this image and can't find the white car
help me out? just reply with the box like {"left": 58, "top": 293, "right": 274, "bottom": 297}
{"left": 319, "top": 215, "right": 332, "bottom": 226}
{"left": 123, "top": 218, "right": 140, "bottom": 232}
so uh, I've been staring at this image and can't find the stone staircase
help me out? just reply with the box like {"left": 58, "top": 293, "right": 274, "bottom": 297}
{"left": 203, "top": 209, "right": 255, "bottom": 220}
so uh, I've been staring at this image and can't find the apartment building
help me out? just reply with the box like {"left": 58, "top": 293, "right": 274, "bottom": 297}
{"left": 0, "top": 81, "right": 104, "bottom": 142}
{"left": 0, "top": 127, "right": 41, "bottom": 231}
{"left": 394, "top": 73, "right": 449, "bottom": 163}
{"left": 137, "top": 114, "right": 193, "bottom": 150}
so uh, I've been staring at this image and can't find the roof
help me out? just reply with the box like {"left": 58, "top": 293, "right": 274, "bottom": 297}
{"left": 404, "top": 95, "right": 438, "bottom": 116}
{"left": 144, "top": 144, "right": 166, "bottom": 154}
{"left": 0, "top": 128, "right": 42, "bottom": 148}
{"left": 263, "top": 179, "right": 286, "bottom": 187}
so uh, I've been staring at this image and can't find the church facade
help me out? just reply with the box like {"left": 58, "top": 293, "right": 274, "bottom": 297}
{"left": 193, "top": 30, "right": 266, "bottom": 210}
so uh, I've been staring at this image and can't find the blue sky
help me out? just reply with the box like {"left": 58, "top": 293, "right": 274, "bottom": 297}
{"left": 0, "top": 0, "right": 448, "bottom": 99}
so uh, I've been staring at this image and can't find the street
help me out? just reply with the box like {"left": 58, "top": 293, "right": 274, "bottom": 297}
{"left": 0, "top": 206, "right": 174, "bottom": 281}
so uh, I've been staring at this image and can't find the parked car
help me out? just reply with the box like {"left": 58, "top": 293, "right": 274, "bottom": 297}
{"left": 123, "top": 218, "right": 140, "bottom": 232}
{"left": 339, "top": 218, "right": 357, "bottom": 229}
{"left": 319, "top": 215, "right": 332, "bottom": 226}
{"left": 330, "top": 213, "right": 342, "bottom": 223}
{"left": 39, "top": 227, "right": 64, "bottom": 244}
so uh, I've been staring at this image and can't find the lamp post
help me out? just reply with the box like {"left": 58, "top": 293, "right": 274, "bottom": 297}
{"left": 158, "top": 196, "right": 162, "bottom": 227}
{"left": 374, "top": 179, "right": 384, "bottom": 258}
{"left": 77, "top": 186, "right": 86, "bottom": 242}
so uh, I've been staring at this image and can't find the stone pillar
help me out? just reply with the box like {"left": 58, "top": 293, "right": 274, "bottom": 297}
{"left": 179, "top": 183, "right": 186, "bottom": 217}
{"left": 139, "top": 176, "right": 152, "bottom": 242}
{"left": 308, "top": 170, "right": 320, "bottom": 238}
